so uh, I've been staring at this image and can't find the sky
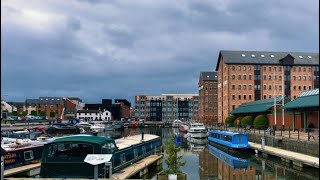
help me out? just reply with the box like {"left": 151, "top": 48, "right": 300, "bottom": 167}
{"left": 1, "top": 0, "right": 319, "bottom": 104}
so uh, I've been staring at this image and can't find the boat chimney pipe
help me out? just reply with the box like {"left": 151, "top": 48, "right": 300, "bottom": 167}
{"left": 142, "top": 131, "right": 144, "bottom": 140}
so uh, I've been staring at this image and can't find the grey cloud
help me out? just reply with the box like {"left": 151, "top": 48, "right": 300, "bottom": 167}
{"left": 1, "top": 0, "right": 318, "bottom": 104}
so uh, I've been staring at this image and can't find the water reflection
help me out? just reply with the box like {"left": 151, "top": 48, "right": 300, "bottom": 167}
{"left": 97, "top": 127, "right": 318, "bottom": 180}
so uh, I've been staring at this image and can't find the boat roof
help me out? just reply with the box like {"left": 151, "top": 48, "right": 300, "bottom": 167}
{"left": 115, "top": 134, "right": 159, "bottom": 150}
{"left": 209, "top": 130, "right": 247, "bottom": 136}
{"left": 48, "top": 135, "right": 114, "bottom": 145}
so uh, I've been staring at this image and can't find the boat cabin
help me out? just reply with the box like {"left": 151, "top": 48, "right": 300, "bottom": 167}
{"left": 40, "top": 134, "right": 161, "bottom": 178}
{"left": 208, "top": 130, "right": 250, "bottom": 149}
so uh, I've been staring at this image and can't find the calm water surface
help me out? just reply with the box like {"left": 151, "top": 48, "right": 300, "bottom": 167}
{"left": 100, "top": 127, "right": 318, "bottom": 180}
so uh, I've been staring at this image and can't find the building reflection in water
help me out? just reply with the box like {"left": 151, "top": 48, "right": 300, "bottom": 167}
{"left": 99, "top": 127, "right": 318, "bottom": 180}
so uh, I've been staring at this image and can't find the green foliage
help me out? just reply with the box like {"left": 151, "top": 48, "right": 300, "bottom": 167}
{"left": 31, "top": 110, "right": 37, "bottom": 116}
{"left": 225, "top": 115, "right": 235, "bottom": 126}
{"left": 11, "top": 111, "right": 18, "bottom": 116}
{"left": 253, "top": 115, "right": 268, "bottom": 130}
{"left": 39, "top": 111, "right": 46, "bottom": 117}
{"left": 22, "top": 111, "right": 28, "bottom": 116}
{"left": 50, "top": 111, "right": 56, "bottom": 118}
{"left": 241, "top": 116, "right": 253, "bottom": 127}
{"left": 164, "top": 137, "right": 186, "bottom": 174}
{"left": 234, "top": 116, "right": 243, "bottom": 126}
{"left": 3, "top": 109, "right": 8, "bottom": 112}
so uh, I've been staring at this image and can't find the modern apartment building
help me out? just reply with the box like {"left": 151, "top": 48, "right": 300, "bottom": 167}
{"left": 216, "top": 50, "right": 319, "bottom": 122}
{"left": 198, "top": 71, "right": 218, "bottom": 124}
{"left": 134, "top": 94, "right": 199, "bottom": 121}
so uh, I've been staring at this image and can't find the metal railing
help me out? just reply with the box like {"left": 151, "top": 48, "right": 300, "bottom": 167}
{"left": 207, "top": 124, "right": 319, "bottom": 141}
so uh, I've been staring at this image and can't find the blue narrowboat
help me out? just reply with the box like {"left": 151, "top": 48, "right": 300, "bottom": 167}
{"left": 40, "top": 134, "right": 161, "bottom": 178}
{"left": 208, "top": 130, "right": 250, "bottom": 150}
{"left": 208, "top": 144, "right": 249, "bottom": 169}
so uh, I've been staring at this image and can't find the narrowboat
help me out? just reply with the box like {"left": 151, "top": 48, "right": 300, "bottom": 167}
{"left": 187, "top": 123, "right": 208, "bottom": 139}
{"left": 40, "top": 134, "right": 161, "bottom": 178}
{"left": 1, "top": 140, "right": 44, "bottom": 170}
{"left": 207, "top": 130, "right": 250, "bottom": 150}
{"left": 208, "top": 144, "right": 249, "bottom": 169}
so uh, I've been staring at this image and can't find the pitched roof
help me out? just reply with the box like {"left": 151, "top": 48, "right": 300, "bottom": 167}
{"left": 7, "top": 102, "right": 25, "bottom": 108}
{"left": 200, "top": 71, "right": 218, "bottom": 81}
{"left": 283, "top": 89, "right": 319, "bottom": 110}
{"left": 77, "top": 110, "right": 100, "bottom": 113}
{"left": 230, "top": 96, "right": 284, "bottom": 115}
{"left": 216, "top": 50, "right": 319, "bottom": 71}
{"left": 38, "top": 97, "right": 64, "bottom": 105}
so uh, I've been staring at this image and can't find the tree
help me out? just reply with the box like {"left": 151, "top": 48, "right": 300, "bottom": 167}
{"left": 31, "top": 110, "right": 37, "bottom": 116}
{"left": 39, "top": 111, "right": 46, "bottom": 117}
{"left": 241, "top": 116, "right": 253, "bottom": 127}
{"left": 50, "top": 112, "right": 56, "bottom": 119}
{"left": 22, "top": 111, "right": 28, "bottom": 116}
{"left": 11, "top": 111, "right": 18, "bottom": 116}
{"left": 253, "top": 115, "right": 268, "bottom": 130}
{"left": 225, "top": 115, "right": 235, "bottom": 126}
{"left": 163, "top": 137, "right": 186, "bottom": 175}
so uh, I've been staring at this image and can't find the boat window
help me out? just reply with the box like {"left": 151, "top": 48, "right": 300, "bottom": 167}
{"left": 134, "top": 149, "right": 138, "bottom": 158}
{"left": 142, "top": 146, "right": 146, "bottom": 154}
{"left": 237, "top": 136, "right": 243, "bottom": 142}
{"left": 24, "top": 150, "right": 34, "bottom": 161}
{"left": 101, "top": 143, "right": 117, "bottom": 154}
{"left": 226, "top": 136, "right": 232, "bottom": 142}
{"left": 48, "top": 143, "right": 93, "bottom": 159}
{"left": 120, "top": 153, "right": 126, "bottom": 164}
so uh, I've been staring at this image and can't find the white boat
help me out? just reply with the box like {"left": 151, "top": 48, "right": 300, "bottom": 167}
{"left": 187, "top": 123, "right": 208, "bottom": 139}
{"left": 90, "top": 123, "right": 105, "bottom": 132}
{"left": 172, "top": 119, "right": 182, "bottom": 128}
{"left": 189, "top": 143, "right": 206, "bottom": 153}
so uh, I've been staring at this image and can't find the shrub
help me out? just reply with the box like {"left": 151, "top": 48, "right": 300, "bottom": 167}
{"left": 31, "top": 110, "right": 37, "bottom": 116}
{"left": 225, "top": 115, "right": 235, "bottom": 126}
{"left": 234, "top": 116, "right": 243, "bottom": 126}
{"left": 39, "top": 111, "right": 46, "bottom": 117}
{"left": 253, "top": 115, "right": 268, "bottom": 130}
{"left": 50, "top": 112, "right": 56, "bottom": 118}
{"left": 241, "top": 116, "right": 253, "bottom": 127}
{"left": 11, "top": 111, "right": 18, "bottom": 116}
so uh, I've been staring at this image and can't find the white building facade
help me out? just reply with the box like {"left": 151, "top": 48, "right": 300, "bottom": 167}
{"left": 77, "top": 110, "right": 112, "bottom": 121}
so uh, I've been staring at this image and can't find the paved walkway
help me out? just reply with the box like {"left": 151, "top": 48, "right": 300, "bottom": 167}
{"left": 249, "top": 142, "right": 319, "bottom": 168}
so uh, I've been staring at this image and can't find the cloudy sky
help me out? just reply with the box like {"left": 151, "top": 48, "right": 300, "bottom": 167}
{"left": 1, "top": 0, "right": 319, "bottom": 103}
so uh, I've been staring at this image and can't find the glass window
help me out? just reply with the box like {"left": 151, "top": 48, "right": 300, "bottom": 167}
{"left": 249, "top": 85, "right": 252, "bottom": 90}
{"left": 232, "top": 66, "right": 235, "bottom": 71}
{"left": 238, "top": 75, "right": 241, "bottom": 80}
{"left": 238, "top": 85, "right": 241, "bottom": 90}
{"left": 244, "top": 85, "right": 247, "bottom": 90}
{"left": 248, "top": 66, "right": 252, "bottom": 71}
{"left": 254, "top": 65, "right": 260, "bottom": 70}
{"left": 263, "top": 75, "right": 266, "bottom": 80}
{"left": 238, "top": 66, "right": 241, "bottom": 71}
{"left": 249, "top": 95, "right": 252, "bottom": 100}
{"left": 238, "top": 95, "right": 241, "bottom": 100}
{"left": 232, "top": 75, "right": 235, "bottom": 80}
{"left": 244, "top": 75, "right": 247, "bottom": 80}
{"left": 264, "top": 67, "right": 266, "bottom": 71}
{"left": 269, "top": 75, "right": 272, "bottom": 80}
{"left": 249, "top": 75, "right": 252, "bottom": 80}
{"left": 243, "top": 66, "right": 246, "bottom": 71}
{"left": 269, "top": 67, "right": 271, "bottom": 71}
{"left": 279, "top": 67, "right": 282, "bottom": 71}
{"left": 24, "top": 150, "right": 34, "bottom": 161}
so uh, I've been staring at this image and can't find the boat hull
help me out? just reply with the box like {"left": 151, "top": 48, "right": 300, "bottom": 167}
{"left": 187, "top": 132, "right": 208, "bottom": 139}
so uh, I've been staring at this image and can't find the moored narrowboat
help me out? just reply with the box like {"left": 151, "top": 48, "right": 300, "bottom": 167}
{"left": 208, "top": 130, "right": 250, "bottom": 150}
{"left": 40, "top": 134, "right": 161, "bottom": 178}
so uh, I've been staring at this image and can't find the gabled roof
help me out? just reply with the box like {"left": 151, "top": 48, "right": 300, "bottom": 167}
{"left": 7, "top": 102, "right": 25, "bottom": 108}
{"left": 77, "top": 110, "right": 100, "bottom": 113}
{"left": 38, "top": 97, "right": 64, "bottom": 105}
{"left": 25, "top": 99, "right": 39, "bottom": 105}
{"left": 283, "top": 89, "right": 319, "bottom": 110}
{"left": 200, "top": 71, "right": 218, "bottom": 81}
{"left": 216, "top": 50, "right": 319, "bottom": 71}
{"left": 230, "top": 96, "right": 284, "bottom": 115}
